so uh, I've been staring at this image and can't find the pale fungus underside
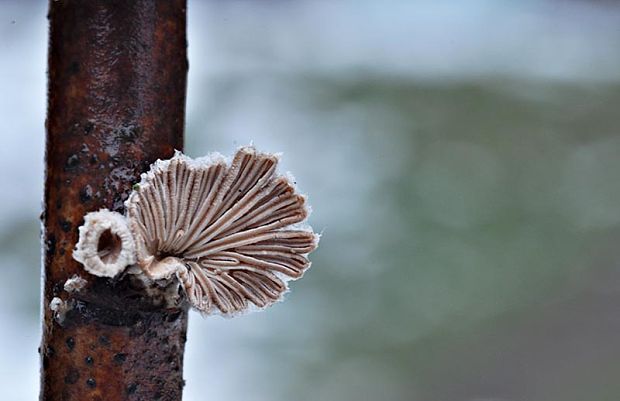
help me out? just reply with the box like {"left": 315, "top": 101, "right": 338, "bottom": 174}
{"left": 73, "top": 146, "right": 318, "bottom": 316}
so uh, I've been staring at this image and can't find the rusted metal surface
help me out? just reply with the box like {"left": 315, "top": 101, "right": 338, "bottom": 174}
{"left": 41, "top": 1, "right": 188, "bottom": 400}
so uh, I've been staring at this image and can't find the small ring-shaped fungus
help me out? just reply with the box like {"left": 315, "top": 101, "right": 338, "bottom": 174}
{"left": 72, "top": 146, "right": 319, "bottom": 316}
{"left": 73, "top": 209, "right": 136, "bottom": 278}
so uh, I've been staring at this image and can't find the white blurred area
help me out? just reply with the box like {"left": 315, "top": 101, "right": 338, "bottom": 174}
{"left": 3, "top": 1, "right": 620, "bottom": 400}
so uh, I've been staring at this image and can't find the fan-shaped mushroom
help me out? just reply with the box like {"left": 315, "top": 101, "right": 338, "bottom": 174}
{"left": 72, "top": 146, "right": 319, "bottom": 316}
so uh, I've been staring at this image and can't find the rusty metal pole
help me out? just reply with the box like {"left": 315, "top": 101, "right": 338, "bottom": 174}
{"left": 41, "top": 1, "right": 188, "bottom": 400}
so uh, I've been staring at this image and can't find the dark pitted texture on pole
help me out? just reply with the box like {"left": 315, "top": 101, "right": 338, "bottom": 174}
{"left": 41, "top": 1, "right": 188, "bottom": 400}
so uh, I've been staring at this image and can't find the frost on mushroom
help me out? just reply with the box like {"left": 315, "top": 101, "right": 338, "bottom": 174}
{"left": 73, "top": 209, "right": 136, "bottom": 278}
{"left": 125, "top": 147, "right": 318, "bottom": 315}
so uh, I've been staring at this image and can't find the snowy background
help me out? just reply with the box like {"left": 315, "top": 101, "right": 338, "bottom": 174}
{"left": 3, "top": 1, "right": 620, "bottom": 400}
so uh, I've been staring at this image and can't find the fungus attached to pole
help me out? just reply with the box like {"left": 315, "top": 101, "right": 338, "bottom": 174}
{"left": 41, "top": 1, "right": 188, "bottom": 400}
{"left": 42, "top": 1, "right": 319, "bottom": 400}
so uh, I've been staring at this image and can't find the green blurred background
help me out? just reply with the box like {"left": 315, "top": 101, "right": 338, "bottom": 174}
{"left": 2, "top": 1, "right": 620, "bottom": 400}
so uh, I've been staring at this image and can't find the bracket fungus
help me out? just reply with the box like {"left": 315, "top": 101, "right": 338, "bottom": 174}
{"left": 72, "top": 146, "right": 319, "bottom": 316}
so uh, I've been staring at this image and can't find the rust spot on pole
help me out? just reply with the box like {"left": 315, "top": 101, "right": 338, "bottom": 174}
{"left": 41, "top": 1, "right": 188, "bottom": 400}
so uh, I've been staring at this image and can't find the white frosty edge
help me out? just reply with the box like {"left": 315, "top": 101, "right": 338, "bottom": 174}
{"left": 72, "top": 209, "right": 136, "bottom": 278}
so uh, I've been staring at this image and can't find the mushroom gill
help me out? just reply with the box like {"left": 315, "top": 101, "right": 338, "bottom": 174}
{"left": 125, "top": 147, "right": 319, "bottom": 315}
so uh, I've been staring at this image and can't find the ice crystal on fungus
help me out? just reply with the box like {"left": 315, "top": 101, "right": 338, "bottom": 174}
{"left": 73, "top": 209, "right": 136, "bottom": 278}
{"left": 73, "top": 147, "right": 318, "bottom": 316}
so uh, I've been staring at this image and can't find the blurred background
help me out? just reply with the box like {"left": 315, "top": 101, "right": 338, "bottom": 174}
{"left": 3, "top": 1, "right": 620, "bottom": 400}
